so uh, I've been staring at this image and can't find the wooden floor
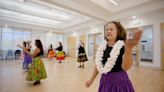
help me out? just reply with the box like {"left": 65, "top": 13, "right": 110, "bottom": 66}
{"left": 0, "top": 57, "right": 164, "bottom": 92}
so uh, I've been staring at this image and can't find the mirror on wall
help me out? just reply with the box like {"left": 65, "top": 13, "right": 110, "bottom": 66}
{"left": 140, "top": 25, "right": 153, "bottom": 62}
{"left": 126, "top": 25, "right": 153, "bottom": 64}
{"left": 88, "top": 34, "right": 94, "bottom": 57}
{"left": 88, "top": 33, "right": 102, "bottom": 58}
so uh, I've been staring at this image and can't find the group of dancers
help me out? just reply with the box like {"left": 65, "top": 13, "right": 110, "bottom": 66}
{"left": 18, "top": 41, "right": 65, "bottom": 85}
{"left": 17, "top": 21, "right": 142, "bottom": 92}
{"left": 47, "top": 42, "right": 65, "bottom": 63}
{"left": 47, "top": 40, "right": 88, "bottom": 67}
{"left": 18, "top": 39, "right": 47, "bottom": 85}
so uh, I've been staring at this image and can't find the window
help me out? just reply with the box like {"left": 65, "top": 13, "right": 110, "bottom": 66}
{"left": 23, "top": 31, "right": 32, "bottom": 41}
{"left": 57, "top": 34, "right": 63, "bottom": 43}
{"left": 1, "top": 27, "right": 32, "bottom": 51}
{"left": 45, "top": 32, "right": 64, "bottom": 50}
{"left": 45, "top": 32, "right": 57, "bottom": 50}
{"left": 13, "top": 29, "right": 23, "bottom": 50}
{"left": 2, "top": 27, "right": 13, "bottom": 51}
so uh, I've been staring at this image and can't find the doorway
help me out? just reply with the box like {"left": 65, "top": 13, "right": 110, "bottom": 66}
{"left": 67, "top": 36, "right": 76, "bottom": 57}
{"left": 160, "top": 23, "right": 164, "bottom": 70}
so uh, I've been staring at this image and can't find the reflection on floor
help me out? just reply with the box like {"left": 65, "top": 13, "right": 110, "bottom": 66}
{"left": 0, "top": 57, "right": 164, "bottom": 92}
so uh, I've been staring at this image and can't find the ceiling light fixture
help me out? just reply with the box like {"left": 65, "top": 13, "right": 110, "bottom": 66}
{"left": 19, "top": 0, "right": 24, "bottom": 2}
{"left": 73, "top": 32, "right": 77, "bottom": 36}
{"left": 27, "top": 1, "right": 72, "bottom": 20}
{"left": 132, "top": 16, "right": 137, "bottom": 19}
{"left": 109, "top": 0, "right": 119, "bottom": 6}
{"left": 50, "top": 8, "right": 72, "bottom": 20}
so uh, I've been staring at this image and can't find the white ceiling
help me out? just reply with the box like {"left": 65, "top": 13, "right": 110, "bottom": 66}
{"left": 90, "top": 0, "right": 153, "bottom": 12}
{"left": 0, "top": 0, "right": 164, "bottom": 33}
{"left": 0, "top": 0, "right": 92, "bottom": 30}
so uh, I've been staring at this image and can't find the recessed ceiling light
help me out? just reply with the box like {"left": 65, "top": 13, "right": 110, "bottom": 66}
{"left": 132, "top": 16, "right": 137, "bottom": 19}
{"left": 73, "top": 32, "right": 77, "bottom": 36}
{"left": 19, "top": 0, "right": 24, "bottom": 2}
{"left": 109, "top": 0, "right": 119, "bottom": 6}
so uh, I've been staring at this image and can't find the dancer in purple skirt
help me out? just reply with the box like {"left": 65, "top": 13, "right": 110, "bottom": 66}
{"left": 86, "top": 21, "right": 142, "bottom": 92}
{"left": 22, "top": 41, "right": 32, "bottom": 70}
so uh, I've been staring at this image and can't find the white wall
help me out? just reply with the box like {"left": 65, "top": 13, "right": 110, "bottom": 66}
{"left": 120, "top": 11, "right": 164, "bottom": 68}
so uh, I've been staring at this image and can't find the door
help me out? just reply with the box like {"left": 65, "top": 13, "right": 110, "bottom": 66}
{"left": 161, "top": 23, "right": 164, "bottom": 70}
{"left": 67, "top": 36, "right": 76, "bottom": 57}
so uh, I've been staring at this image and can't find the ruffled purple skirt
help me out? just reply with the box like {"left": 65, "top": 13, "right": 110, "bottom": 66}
{"left": 98, "top": 71, "right": 134, "bottom": 92}
{"left": 23, "top": 53, "right": 32, "bottom": 70}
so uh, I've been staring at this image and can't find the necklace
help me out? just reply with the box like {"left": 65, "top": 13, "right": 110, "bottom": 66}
{"left": 95, "top": 40, "right": 124, "bottom": 74}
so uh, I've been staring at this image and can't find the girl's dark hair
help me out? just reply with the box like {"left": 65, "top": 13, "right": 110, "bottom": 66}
{"left": 59, "top": 42, "right": 62, "bottom": 46}
{"left": 104, "top": 21, "right": 127, "bottom": 41}
{"left": 50, "top": 44, "right": 53, "bottom": 49}
{"left": 23, "top": 41, "right": 26, "bottom": 47}
{"left": 81, "top": 41, "right": 84, "bottom": 46}
{"left": 35, "top": 39, "right": 44, "bottom": 55}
